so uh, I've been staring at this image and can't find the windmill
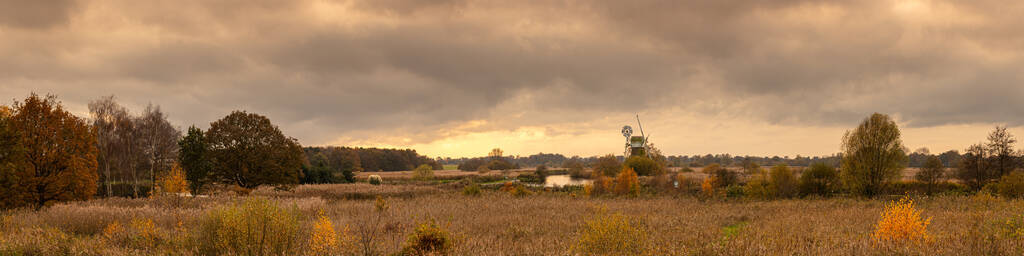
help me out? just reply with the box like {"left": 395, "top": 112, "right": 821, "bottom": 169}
{"left": 622, "top": 114, "right": 651, "bottom": 158}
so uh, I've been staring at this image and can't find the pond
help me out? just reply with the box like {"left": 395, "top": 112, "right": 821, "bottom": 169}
{"left": 543, "top": 174, "right": 592, "bottom": 188}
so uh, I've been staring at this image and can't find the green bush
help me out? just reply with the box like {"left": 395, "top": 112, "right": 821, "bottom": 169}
{"left": 462, "top": 181, "right": 481, "bottom": 196}
{"left": 413, "top": 164, "right": 434, "bottom": 180}
{"left": 198, "top": 198, "right": 302, "bottom": 256}
{"left": 768, "top": 164, "right": 798, "bottom": 198}
{"left": 624, "top": 156, "right": 662, "bottom": 176}
{"left": 995, "top": 171, "right": 1024, "bottom": 198}
{"left": 399, "top": 220, "right": 454, "bottom": 256}
{"left": 799, "top": 163, "right": 839, "bottom": 197}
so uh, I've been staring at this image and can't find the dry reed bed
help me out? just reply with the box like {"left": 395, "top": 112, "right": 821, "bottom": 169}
{"left": 2, "top": 183, "right": 1023, "bottom": 255}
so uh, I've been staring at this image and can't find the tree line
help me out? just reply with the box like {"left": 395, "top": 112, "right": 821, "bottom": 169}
{"left": 0, "top": 93, "right": 439, "bottom": 210}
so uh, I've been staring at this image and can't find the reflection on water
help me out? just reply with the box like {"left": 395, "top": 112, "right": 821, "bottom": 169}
{"left": 543, "top": 174, "right": 592, "bottom": 187}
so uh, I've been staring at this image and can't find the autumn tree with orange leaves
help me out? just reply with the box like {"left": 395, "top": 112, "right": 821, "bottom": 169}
{"left": 0, "top": 94, "right": 99, "bottom": 210}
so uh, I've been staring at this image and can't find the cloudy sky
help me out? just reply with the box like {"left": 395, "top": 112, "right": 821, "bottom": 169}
{"left": 2, "top": 0, "right": 1022, "bottom": 158}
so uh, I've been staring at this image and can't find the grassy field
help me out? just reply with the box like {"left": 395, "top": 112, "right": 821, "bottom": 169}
{"left": 2, "top": 171, "right": 1022, "bottom": 255}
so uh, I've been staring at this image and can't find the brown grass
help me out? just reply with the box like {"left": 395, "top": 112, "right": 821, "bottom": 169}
{"left": 2, "top": 183, "right": 1024, "bottom": 255}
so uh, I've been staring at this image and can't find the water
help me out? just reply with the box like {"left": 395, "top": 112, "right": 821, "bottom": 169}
{"left": 543, "top": 174, "right": 592, "bottom": 187}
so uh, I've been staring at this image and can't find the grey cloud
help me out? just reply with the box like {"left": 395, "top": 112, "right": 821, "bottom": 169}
{"left": 1, "top": 0, "right": 1023, "bottom": 147}
{"left": 0, "top": 0, "right": 79, "bottom": 29}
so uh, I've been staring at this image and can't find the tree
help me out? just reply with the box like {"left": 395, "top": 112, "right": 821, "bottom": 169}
{"left": 88, "top": 95, "right": 130, "bottom": 197}
{"left": 137, "top": 104, "right": 181, "bottom": 191}
{"left": 840, "top": 113, "right": 907, "bottom": 198}
{"left": 593, "top": 155, "right": 622, "bottom": 177}
{"left": 915, "top": 155, "right": 944, "bottom": 195}
{"left": 564, "top": 159, "right": 585, "bottom": 178}
{"left": 956, "top": 143, "right": 993, "bottom": 190}
{"left": 768, "top": 164, "right": 798, "bottom": 198}
{"left": 1, "top": 94, "right": 98, "bottom": 210}
{"left": 799, "top": 163, "right": 838, "bottom": 197}
{"left": 156, "top": 164, "right": 188, "bottom": 195}
{"left": 413, "top": 164, "right": 434, "bottom": 180}
{"left": 488, "top": 148, "right": 504, "bottom": 159}
{"left": 0, "top": 106, "right": 26, "bottom": 209}
{"left": 704, "top": 163, "right": 737, "bottom": 188}
{"left": 178, "top": 126, "right": 212, "bottom": 195}
{"left": 624, "top": 156, "right": 662, "bottom": 176}
{"left": 987, "top": 126, "right": 1017, "bottom": 178}
{"left": 206, "top": 111, "right": 304, "bottom": 191}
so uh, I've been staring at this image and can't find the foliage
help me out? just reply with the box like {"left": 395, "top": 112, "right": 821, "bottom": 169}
{"left": 701, "top": 177, "right": 715, "bottom": 197}
{"left": 1000, "top": 214, "right": 1024, "bottom": 239}
{"left": 613, "top": 168, "right": 640, "bottom": 196}
{"left": 301, "top": 153, "right": 338, "bottom": 184}
{"left": 368, "top": 175, "right": 383, "bottom": 185}
{"left": 534, "top": 164, "right": 549, "bottom": 178}
{"left": 178, "top": 126, "right": 212, "bottom": 195}
{"left": 198, "top": 198, "right": 302, "bottom": 255}
{"left": 309, "top": 210, "right": 350, "bottom": 256}
{"left": 0, "top": 94, "right": 98, "bottom": 210}
{"left": 708, "top": 164, "right": 738, "bottom": 188}
{"left": 155, "top": 164, "right": 189, "bottom": 195}
{"left": 457, "top": 158, "right": 488, "bottom": 172}
{"left": 400, "top": 219, "right": 454, "bottom": 256}
{"left": 462, "top": 181, "right": 481, "bottom": 196}
{"left": 565, "top": 159, "right": 586, "bottom": 178}
{"left": 872, "top": 197, "right": 931, "bottom": 244}
{"left": 994, "top": 171, "right": 1024, "bottom": 198}
{"left": 744, "top": 170, "right": 770, "bottom": 199}
{"left": 594, "top": 155, "right": 623, "bottom": 177}
{"left": 768, "top": 164, "right": 798, "bottom": 198}
{"left": 476, "top": 165, "right": 490, "bottom": 174}
{"left": 413, "top": 164, "right": 435, "bottom": 180}
{"left": 206, "top": 111, "right": 305, "bottom": 191}
{"left": 957, "top": 143, "right": 995, "bottom": 190}
{"left": 501, "top": 182, "right": 533, "bottom": 197}
{"left": 799, "top": 163, "right": 839, "bottom": 197}
{"left": 915, "top": 156, "right": 945, "bottom": 194}
{"left": 572, "top": 210, "right": 648, "bottom": 255}
{"left": 624, "top": 156, "right": 662, "bottom": 176}
{"left": 841, "top": 113, "right": 907, "bottom": 198}
{"left": 486, "top": 158, "right": 517, "bottom": 170}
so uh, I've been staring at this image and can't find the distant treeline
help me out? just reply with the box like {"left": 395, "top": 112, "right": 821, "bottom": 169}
{"left": 437, "top": 150, "right": 966, "bottom": 169}
{"left": 300, "top": 146, "right": 441, "bottom": 183}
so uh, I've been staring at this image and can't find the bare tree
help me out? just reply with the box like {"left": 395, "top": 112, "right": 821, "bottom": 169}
{"left": 89, "top": 96, "right": 129, "bottom": 197}
{"left": 987, "top": 126, "right": 1017, "bottom": 178}
{"left": 137, "top": 104, "right": 181, "bottom": 190}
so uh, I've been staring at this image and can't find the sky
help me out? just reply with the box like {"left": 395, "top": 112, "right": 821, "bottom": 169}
{"left": 1, "top": 0, "right": 1023, "bottom": 158}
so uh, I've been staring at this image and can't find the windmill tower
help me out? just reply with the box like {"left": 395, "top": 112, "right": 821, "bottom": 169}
{"left": 622, "top": 114, "right": 650, "bottom": 158}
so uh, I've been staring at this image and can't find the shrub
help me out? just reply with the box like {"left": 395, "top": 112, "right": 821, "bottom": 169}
{"left": 872, "top": 196, "right": 931, "bottom": 244}
{"left": 994, "top": 171, "right": 1024, "bottom": 198}
{"left": 462, "top": 181, "right": 481, "bottom": 196}
{"left": 680, "top": 166, "right": 694, "bottom": 173}
{"left": 368, "top": 175, "right": 382, "bottom": 185}
{"left": 413, "top": 164, "right": 434, "bottom": 180}
{"left": 593, "top": 155, "right": 622, "bottom": 177}
{"left": 572, "top": 211, "right": 647, "bottom": 255}
{"left": 702, "top": 163, "right": 722, "bottom": 174}
{"left": 768, "top": 164, "right": 798, "bottom": 198}
{"left": 675, "top": 173, "right": 698, "bottom": 194}
{"left": 701, "top": 177, "right": 715, "bottom": 197}
{"left": 725, "top": 185, "right": 746, "bottom": 198}
{"left": 624, "top": 156, "right": 662, "bottom": 176}
{"left": 309, "top": 210, "right": 346, "bottom": 256}
{"left": 501, "top": 182, "right": 533, "bottom": 197}
{"left": 744, "top": 170, "right": 770, "bottom": 199}
{"left": 198, "top": 198, "right": 302, "bottom": 255}
{"left": 799, "top": 163, "right": 839, "bottom": 197}
{"left": 400, "top": 220, "right": 454, "bottom": 256}
{"left": 915, "top": 156, "right": 945, "bottom": 194}
{"left": 535, "top": 164, "right": 549, "bottom": 178}
{"left": 613, "top": 168, "right": 640, "bottom": 196}
{"left": 476, "top": 165, "right": 490, "bottom": 174}
{"left": 155, "top": 164, "right": 189, "bottom": 195}
{"left": 711, "top": 166, "right": 738, "bottom": 188}
{"left": 585, "top": 173, "right": 613, "bottom": 197}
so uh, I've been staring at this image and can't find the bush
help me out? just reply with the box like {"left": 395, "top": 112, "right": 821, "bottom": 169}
{"left": 872, "top": 196, "right": 931, "bottom": 244}
{"left": 585, "top": 173, "right": 613, "bottom": 197}
{"left": 744, "top": 170, "right": 770, "bottom": 199}
{"left": 155, "top": 164, "right": 189, "bottom": 195}
{"left": 768, "top": 164, "right": 798, "bottom": 199}
{"left": 799, "top": 163, "right": 839, "bottom": 197}
{"left": 198, "top": 198, "right": 302, "bottom": 255}
{"left": 572, "top": 211, "right": 647, "bottom": 255}
{"left": 487, "top": 159, "right": 516, "bottom": 170}
{"left": 887, "top": 181, "right": 968, "bottom": 196}
{"left": 565, "top": 160, "right": 586, "bottom": 178}
{"left": 476, "top": 165, "right": 490, "bottom": 174}
{"left": 624, "top": 156, "right": 662, "bottom": 176}
{"left": 413, "top": 164, "right": 434, "bottom": 180}
{"left": 613, "top": 168, "right": 640, "bottom": 196}
{"left": 680, "top": 166, "right": 694, "bottom": 173}
{"left": 309, "top": 210, "right": 350, "bottom": 256}
{"left": 400, "top": 220, "right": 454, "bottom": 256}
{"left": 368, "top": 175, "right": 382, "bottom": 185}
{"left": 995, "top": 171, "right": 1024, "bottom": 198}
{"left": 593, "top": 155, "right": 622, "bottom": 177}
{"left": 710, "top": 166, "right": 738, "bottom": 188}
{"left": 462, "top": 181, "right": 481, "bottom": 196}
{"left": 535, "top": 165, "right": 549, "bottom": 178}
